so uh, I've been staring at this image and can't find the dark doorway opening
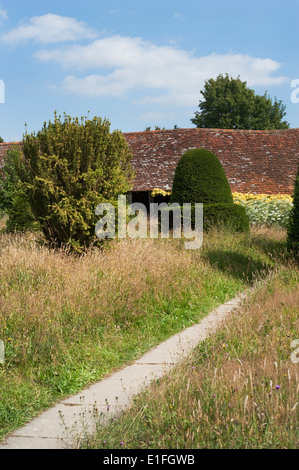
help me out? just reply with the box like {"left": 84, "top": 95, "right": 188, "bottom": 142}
{"left": 131, "top": 191, "right": 151, "bottom": 211}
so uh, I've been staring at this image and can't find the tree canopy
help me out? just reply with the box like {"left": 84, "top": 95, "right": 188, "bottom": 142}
{"left": 191, "top": 74, "right": 290, "bottom": 130}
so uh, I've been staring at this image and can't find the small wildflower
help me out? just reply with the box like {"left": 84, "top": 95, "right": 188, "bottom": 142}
{"left": 275, "top": 385, "right": 281, "bottom": 390}
{"left": 120, "top": 441, "right": 124, "bottom": 446}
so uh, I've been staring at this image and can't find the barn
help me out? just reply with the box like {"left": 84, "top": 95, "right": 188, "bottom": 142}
{"left": 124, "top": 127, "right": 299, "bottom": 208}
{"left": 1, "top": 127, "right": 299, "bottom": 209}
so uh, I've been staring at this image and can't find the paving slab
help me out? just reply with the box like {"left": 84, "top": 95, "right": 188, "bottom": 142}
{"left": 1, "top": 437, "right": 65, "bottom": 450}
{"left": 0, "top": 293, "right": 245, "bottom": 450}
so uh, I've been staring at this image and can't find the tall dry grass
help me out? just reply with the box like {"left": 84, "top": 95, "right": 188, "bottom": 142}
{"left": 0, "top": 234, "right": 203, "bottom": 365}
{"left": 83, "top": 268, "right": 299, "bottom": 449}
{"left": 0, "top": 225, "right": 290, "bottom": 441}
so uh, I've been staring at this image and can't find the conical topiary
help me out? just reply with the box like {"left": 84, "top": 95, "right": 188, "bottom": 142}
{"left": 171, "top": 148, "right": 233, "bottom": 206}
{"left": 170, "top": 148, "right": 249, "bottom": 232}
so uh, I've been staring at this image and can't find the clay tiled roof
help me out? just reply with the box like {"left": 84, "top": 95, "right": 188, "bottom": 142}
{"left": 1, "top": 128, "right": 299, "bottom": 195}
{"left": 123, "top": 128, "right": 299, "bottom": 195}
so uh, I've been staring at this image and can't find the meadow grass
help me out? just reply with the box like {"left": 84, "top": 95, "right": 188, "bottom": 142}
{"left": 81, "top": 265, "right": 299, "bottom": 449}
{"left": 0, "top": 222, "right": 290, "bottom": 441}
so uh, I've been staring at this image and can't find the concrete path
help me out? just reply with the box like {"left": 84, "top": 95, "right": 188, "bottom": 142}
{"left": 0, "top": 293, "right": 246, "bottom": 449}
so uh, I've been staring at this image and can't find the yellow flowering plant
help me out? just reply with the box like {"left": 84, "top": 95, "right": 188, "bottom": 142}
{"left": 151, "top": 188, "right": 172, "bottom": 197}
{"left": 232, "top": 193, "right": 293, "bottom": 228}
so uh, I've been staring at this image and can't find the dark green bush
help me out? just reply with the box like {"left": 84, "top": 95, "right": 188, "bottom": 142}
{"left": 171, "top": 148, "right": 233, "bottom": 206}
{"left": 287, "top": 159, "right": 299, "bottom": 258}
{"left": 203, "top": 203, "right": 249, "bottom": 232}
{"left": 8, "top": 113, "right": 134, "bottom": 252}
{"left": 170, "top": 148, "right": 248, "bottom": 233}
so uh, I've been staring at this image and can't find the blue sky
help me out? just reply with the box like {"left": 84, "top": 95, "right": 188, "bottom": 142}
{"left": 0, "top": 0, "right": 298, "bottom": 142}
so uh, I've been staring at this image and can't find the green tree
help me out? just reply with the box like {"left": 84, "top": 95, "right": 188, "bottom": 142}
{"left": 191, "top": 74, "right": 289, "bottom": 130}
{"left": 8, "top": 113, "right": 134, "bottom": 252}
{"left": 0, "top": 136, "right": 4, "bottom": 143}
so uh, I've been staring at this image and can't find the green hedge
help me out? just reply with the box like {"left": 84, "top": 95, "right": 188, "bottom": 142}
{"left": 158, "top": 203, "right": 249, "bottom": 234}
{"left": 203, "top": 203, "right": 249, "bottom": 232}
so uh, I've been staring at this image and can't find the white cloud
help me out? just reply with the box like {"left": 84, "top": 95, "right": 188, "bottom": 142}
{"left": 34, "top": 35, "right": 288, "bottom": 105}
{"left": 0, "top": 13, "right": 97, "bottom": 44}
{"left": 0, "top": 5, "right": 7, "bottom": 23}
